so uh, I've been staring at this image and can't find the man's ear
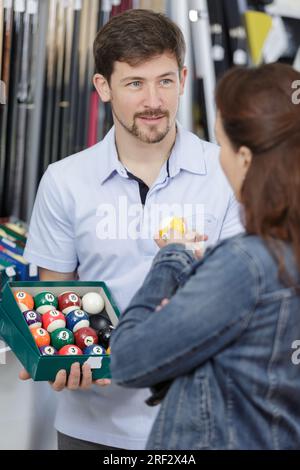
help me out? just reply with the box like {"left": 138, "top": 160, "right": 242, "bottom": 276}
{"left": 179, "top": 67, "right": 188, "bottom": 96}
{"left": 93, "top": 74, "right": 111, "bottom": 102}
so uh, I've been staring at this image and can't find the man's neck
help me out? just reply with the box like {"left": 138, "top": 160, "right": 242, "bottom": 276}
{"left": 115, "top": 124, "right": 177, "bottom": 187}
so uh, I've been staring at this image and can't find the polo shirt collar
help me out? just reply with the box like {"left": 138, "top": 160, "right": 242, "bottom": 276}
{"left": 99, "top": 122, "right": 207, "bottom": 185}
{"left": 98, "top": 127, "right": 127, "bottom": 184}
{"left": 168, "top": 122, "right": 207, "bottom": 177}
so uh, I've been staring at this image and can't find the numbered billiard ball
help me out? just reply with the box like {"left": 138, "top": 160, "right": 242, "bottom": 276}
{"left": 59, "top": 345, "right": 83, "bottom": 356}
{"left": 74, "top": 327, "right": 98, "bottom": 350}
{"left": 106, "top": 346, "right": 111, "bottom": 355}
{"left": 23, "top": 310, "right": 42, "bottom": 329}
{"left": 81, "top": 292, "right": 105, "bottom": 315}
{"left": 34, "top": 291, "right": 58, "bottom": 314}
{"left": 31, "top": 326, "right": 51, "bottom": 348}
{"left": 89, "top": 313, "right": 112, "bottom": 333}
{"left": 51, "top": 328, "right": 74, "bottom": 350}
{"left": 98, "top": 326, "right": 114, "bottom": 350}
{"left": 58, "top": 291, "right": 81, "bottom": 315}
{"left": 66, "top": 309, "right": 89, "bottom": 332}
{"left": 42, "top": 309, "right": 66, "bottom": 333}
{"left": 39, "top": 345, "right": 58, "bottom": 356}
{"left": 159, "top": 216, "right": 186, "bottom": 240}
{"left": 14, "top": 291, "right": 34, "bottom": 312}
{"left": 83, "top": 344, "right": 106, "bottom": 355}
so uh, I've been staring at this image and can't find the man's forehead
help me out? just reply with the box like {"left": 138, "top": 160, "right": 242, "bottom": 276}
{"left": 112, "top": 53, "right": 179, "bottom": 79}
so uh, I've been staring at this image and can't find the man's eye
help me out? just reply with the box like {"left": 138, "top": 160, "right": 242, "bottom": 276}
{"left": 128, "top": 81, "right": 142, "bottom": 88}
{"left": 161, "top": 79, "right": 172, "bottom": 86}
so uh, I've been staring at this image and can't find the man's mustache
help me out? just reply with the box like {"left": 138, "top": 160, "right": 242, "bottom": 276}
{"left": 134, "top": 110, "right": 169, "bottom": 119}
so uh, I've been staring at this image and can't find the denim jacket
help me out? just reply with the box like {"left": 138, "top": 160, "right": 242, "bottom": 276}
{"left": 110, "top": 234, "right": 300, "bottom": 449}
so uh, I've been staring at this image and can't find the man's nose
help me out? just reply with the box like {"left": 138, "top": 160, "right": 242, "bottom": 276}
{"left": 143, "top": 84, "right": 163, "bottom": 109}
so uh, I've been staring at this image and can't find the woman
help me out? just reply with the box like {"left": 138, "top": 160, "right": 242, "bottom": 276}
{"left": 110, "top": 63, "right": 300, "bottom": 450}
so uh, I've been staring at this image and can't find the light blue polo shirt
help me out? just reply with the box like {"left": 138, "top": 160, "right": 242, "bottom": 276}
{"left": 24, "top": 123, "right": 243, "bottom": 449}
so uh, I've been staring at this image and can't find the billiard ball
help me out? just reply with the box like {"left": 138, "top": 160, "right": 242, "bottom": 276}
{"left": 14, "top": 291, "right": 34, "bottom": 312}
{"left": 59, "top": 345, "right": 83, "bottom": 356}
{"left": 39, "top": 345, "right": 58, "bottom": 356}
{"left": 58, "top": 291, "right": 81, "bottom": 315}
{"left": 51, "top": 328, "right": 74, "bottom": 350}
{"left": 159, "top": 216, "right": 186, "bottom": 240}
{"left": 66, "top": 309, "right": 89, "bottom": 332}
{"left": 34, "top": 291, "right": 58, "bottom": 314}
{"left": 81, "top": 292, "right": 104, "bottom": 315}
{"left": 31, "top": 326, "right": 51, "bottom": 348}
{"left": 42, "top": 309, "right": 66, "bottom": 333}
{"left": 83, "top": 344, "right": 106, "bottom": 355}
{"left": 74, "top": 327, "right": 98, "bottom": 350}
{"left": 106, "top": 346, "right": 111, "bottom": 355}
{"left": 89, "top": 313, "right": 112, "bottom": 333}
{"left": 23, "top": 310, "right": 42, "bottom": 329}
{"left": 97, "top": 325, "right": 114, "bottom": 350}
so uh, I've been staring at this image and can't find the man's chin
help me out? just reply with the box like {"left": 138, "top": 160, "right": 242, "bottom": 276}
{"left": 136, "top": 131, "right": 169, "bottom": 144}
{"left": 133, "top": 123, "right": 170, "bottom": 144}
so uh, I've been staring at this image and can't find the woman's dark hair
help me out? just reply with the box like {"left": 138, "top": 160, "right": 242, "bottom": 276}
{"left": 216, "top": 63, "right": 300, "bottom": 286}
{"left": 93, "top": 9, "right": 186, "bottom": 82}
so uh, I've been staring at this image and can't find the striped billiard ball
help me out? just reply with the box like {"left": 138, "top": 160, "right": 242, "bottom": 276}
{"left": 14, "top": 291, "right": 34, "bottom": 312}
{"left": 23, "top": 310, "right": 42, "bottom": 329}
{"left": 42, "top": 309, "right": 66, "bottom": 333}
{"left": 34, "top": 291, "right": 58, "bottom": 314}
{"left": 66, "top": 309, "right": 89, "bottom": 332}
{"left": 58, "top": 291, "right": 81, "bottom": 315}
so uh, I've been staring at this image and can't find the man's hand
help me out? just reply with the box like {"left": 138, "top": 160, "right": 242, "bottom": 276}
{"left": 50, "top": 362, "right": 111, "bottom": 391}
{"left": 19, "top": 365, "right": 111, "bottom": 390}
{"left": 19, "top": 369, "right": 31, "bottom": 380}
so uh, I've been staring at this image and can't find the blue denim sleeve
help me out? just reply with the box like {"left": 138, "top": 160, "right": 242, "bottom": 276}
{"left": 110, "top": 238, "right": 260, "bottom": 388}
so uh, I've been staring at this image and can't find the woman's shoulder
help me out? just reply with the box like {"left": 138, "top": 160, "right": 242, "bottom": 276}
{"left": 203, "top": 234, "right": 296, "bottom": 287}
{"left": 202, "top": 233, "right": 274, "bottom": 276}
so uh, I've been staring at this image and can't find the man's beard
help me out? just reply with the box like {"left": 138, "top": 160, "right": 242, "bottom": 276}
{"left": 112, "top": 105, "right": 171, "bottom": 144}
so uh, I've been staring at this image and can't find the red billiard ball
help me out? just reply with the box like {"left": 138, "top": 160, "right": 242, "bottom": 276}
{"left": 42, "top": 309, "right": 66, "bottom": 332}
{"left": 58, "top": 291, "right": 81, "bottom": 315}
{"left": 31, "top": 326, "right": 51, "bottom": 348}
{"left": 59, "top": 345, "right": 83, "bottom": 355}
{"left": 74, "top": 327, "right": 98, "bottom": 350}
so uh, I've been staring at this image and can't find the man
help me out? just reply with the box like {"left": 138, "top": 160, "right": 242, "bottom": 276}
{"left": 21, "top": 9, "right": 243, "bottom": 450}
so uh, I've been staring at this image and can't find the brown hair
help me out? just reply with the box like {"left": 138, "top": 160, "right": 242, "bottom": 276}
{"left": 93, "top": 9, "right": 186, "bottom": 82}
{"left": 216, "top": 63, "right": 300, "bottom": 285}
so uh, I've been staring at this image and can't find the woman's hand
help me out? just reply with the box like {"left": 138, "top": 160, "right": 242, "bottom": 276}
{"left": 154, "top": 229, "right": 208, "bottom": 259}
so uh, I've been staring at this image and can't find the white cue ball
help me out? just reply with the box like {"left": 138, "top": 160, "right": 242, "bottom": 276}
{"left": 81, "top": 292, "right": 105, "bottom": 315}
